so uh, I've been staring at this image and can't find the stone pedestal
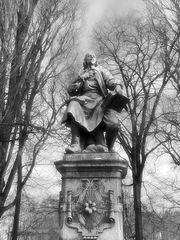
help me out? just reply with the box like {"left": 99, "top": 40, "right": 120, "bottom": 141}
{"left": 55, "top": 153, "right": 128, "bottom": 240}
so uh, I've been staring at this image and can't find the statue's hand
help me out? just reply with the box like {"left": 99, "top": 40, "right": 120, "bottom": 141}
{"left": 67, "top": 78, "right": 84, "bottom": 96}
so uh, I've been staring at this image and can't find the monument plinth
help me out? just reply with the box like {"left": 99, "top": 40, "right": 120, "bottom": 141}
{"left": 55, "top": 153, "right": 128, "bottom": 240}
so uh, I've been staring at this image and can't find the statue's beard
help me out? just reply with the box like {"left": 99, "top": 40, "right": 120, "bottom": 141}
{"left": 86, "top": 59, "right": 96, "bottom": 66}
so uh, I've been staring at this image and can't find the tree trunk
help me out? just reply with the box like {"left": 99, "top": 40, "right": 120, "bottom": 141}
{"left": 133, "top": 176, "right": 143, "bottom": 240}
{"left": 11, "top": 192, "right": 21, "bottom": 240}
{"left": 11, "top": 158, "right": 22, "bottom": 240}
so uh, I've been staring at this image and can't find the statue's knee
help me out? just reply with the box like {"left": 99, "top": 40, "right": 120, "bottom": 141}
{"left": 103, "top": 109, "right": 119, "bottom": 129}
{"left": 104, "top": 119, "right": 119, "bottom": 131}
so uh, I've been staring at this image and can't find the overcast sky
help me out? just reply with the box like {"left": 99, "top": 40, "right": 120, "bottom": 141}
{"left": 79, "top": 0, "right": 144, "bottom": 54}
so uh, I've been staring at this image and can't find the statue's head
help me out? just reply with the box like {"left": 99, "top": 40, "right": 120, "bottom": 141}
{"left": 83, "top": 51, "right": 97, "bottom": 69}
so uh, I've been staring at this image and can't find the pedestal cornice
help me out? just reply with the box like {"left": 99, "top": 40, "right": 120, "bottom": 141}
{"left": 55, "top": 152, "right": 128, "bottom": 179}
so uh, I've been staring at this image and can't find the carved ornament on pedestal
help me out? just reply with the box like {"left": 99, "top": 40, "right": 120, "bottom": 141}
{"left": 61, "top": 179, "right": 115, "bottom": 239}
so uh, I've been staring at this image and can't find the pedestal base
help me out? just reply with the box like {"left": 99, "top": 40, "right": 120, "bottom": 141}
{"left": 55, "top": 153, "right": 128, "bottom": 240}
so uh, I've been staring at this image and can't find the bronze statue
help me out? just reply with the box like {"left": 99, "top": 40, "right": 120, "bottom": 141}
{"left": 62, "top": 52, "right": 129, "bottom": 153}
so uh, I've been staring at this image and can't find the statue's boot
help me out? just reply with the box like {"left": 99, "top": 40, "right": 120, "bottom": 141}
{"left": 106, "top": 128, "right": 118, "bottom": 152}
{"left": 65, "top": 121, "right": 81, "bottom": 154}
{"left": 65, "top": 143, "right": 81, "bottom": 153}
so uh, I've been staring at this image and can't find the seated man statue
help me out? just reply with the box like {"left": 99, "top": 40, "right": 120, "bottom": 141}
{"left": 62, "top": 52, "right": 128, "bottom": 153}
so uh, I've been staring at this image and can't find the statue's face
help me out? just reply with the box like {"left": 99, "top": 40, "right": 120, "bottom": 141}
{"left": 84, "top": 52, "right": 96, "bottom": 65}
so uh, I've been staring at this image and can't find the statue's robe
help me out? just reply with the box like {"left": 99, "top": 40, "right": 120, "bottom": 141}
{"left": 62, "top": 66, "right": 122, "bottom": 132}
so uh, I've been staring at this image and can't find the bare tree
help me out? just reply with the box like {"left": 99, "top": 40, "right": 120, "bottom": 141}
{"left": 1, "top": 193, "right": 60, "bottom": 240}
{"left": 145, "top": 0, "right": 180, "bottom": 93}
{"left": 154, "top": 95, "right": 180, "bottom": 166}
{"left": 137, "top": 0, "right": 180, "bottom": 177}
{"left": 0, "top": 0, "right": 78, "bottom": 237}
{"left": 146, "top": 0, "right": 180, "bottom": 167}
{"left": 19, "top": 194, "right": 59, "bottom": 240}
{"left": 94, "top": 2, "right": 179, "bottom": 238}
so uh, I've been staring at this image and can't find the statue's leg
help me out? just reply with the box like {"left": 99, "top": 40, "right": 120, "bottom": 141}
{"left": 94, "top": 126, "right": 106, "bottom": 146}
{"left": 105, "top": 128, "right": 119, "bottom": 152}
{"left": 84, "top": 131, "right": 95, "bottom": 148}
{"left": 95, "top": 126, "right": 108, "bottom": 152}
{"left": 82, "top": 126, "right": 108, "bottom": 153}
{"left": 65, "top": 119, "right": 82, "bottom": 154}
{"left": 103, "top": 109, "right": 119, "bottom": 152}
